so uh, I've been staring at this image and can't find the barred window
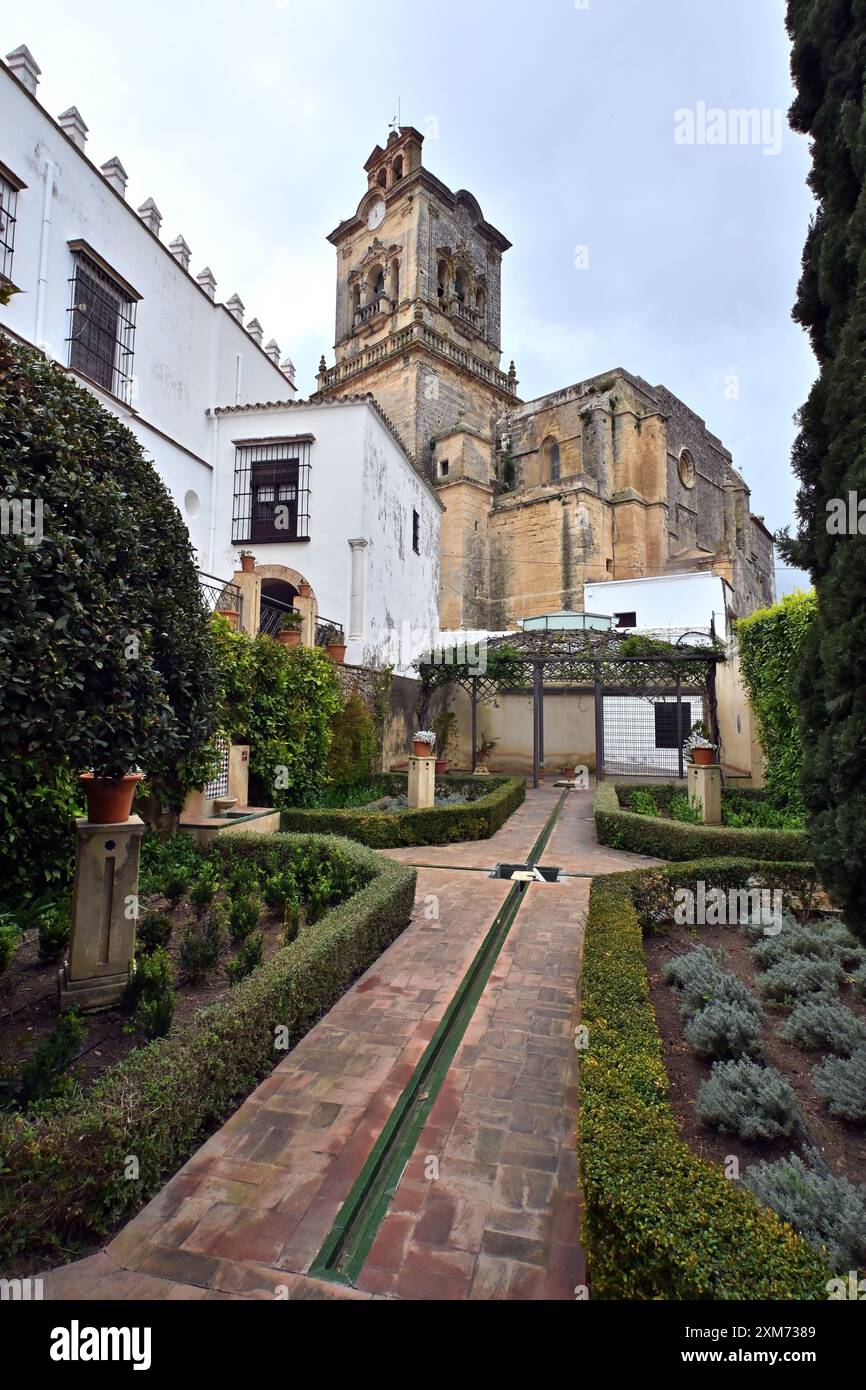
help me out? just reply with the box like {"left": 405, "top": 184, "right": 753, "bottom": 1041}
{"left": 67, "top": 250, "right": 137, "bottom": 400}
{"left": 232, "top": 437, "right": 313, "bottom": 544}
{"left": 0, "top": 172, "right": 19, "bottom": 283}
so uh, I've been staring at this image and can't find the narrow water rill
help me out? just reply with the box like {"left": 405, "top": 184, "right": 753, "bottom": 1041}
{"left": 310, "top": 790, "right": 570, "bottom": 1285}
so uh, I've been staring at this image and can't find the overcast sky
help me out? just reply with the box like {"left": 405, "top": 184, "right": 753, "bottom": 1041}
{"left": 9, "top": 0, "right": 814, "bottom": 595}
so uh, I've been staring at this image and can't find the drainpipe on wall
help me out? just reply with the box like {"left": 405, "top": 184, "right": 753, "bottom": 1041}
{"left": 34, "top": 152, "right": 58, "bottom": 352}
{"left": 206, "top": 410, "right": 220, "bottom": 574}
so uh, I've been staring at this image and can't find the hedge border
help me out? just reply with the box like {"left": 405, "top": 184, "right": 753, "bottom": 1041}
{"left": 280, "top": 773, "right": 526, "bottom": 848}
{"left": 579, "top": 857, "right": 831, "bottom": 1300}
{"left": 0, "top": 833, "right": 416, "bottom": 1264}
{"left": 593, "top": 780, "right": 808, "bottom": 861}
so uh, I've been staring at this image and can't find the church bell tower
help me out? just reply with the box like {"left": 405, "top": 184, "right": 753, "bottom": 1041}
{"left": 315, "top": 126, "right": 519, "bottom": 627}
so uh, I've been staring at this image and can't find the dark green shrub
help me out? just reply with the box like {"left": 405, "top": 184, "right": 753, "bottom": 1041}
{"left": 280, "top": 774, "right": 525, "bottom": 848}
{"left": 579, "top": 866, "right": 829, "bottom": 1298}
{"left": 0, "top": 922, "right": 18, "bottom": 976}
{"left": 228, "top": 893, "right": 261, "bottom": 943}
{"left": 326, "top": 689, "right": 376, "bottom": 783}
{"left": 812, "top": 1048, "right": 866, "bottom": 1123}
{"left": 0, "top": 762, "right": 81, "bottom": 910}
{"left": 684, "top": 1000, "right": 763, "bottom": 1060}
{"left": 723, "top": 791, "right": 805, "bottom": 831}
{"left": 628, "top": 788, "right": 658, "bottom": 816}
{"left": 226, "top": 862, "right": 260, "bottom": 898}
{"left": 190, "top": 868, "right": 219, "bottom": 915}
{"left": 743, "top": 1153, "right": 866, "bottom": 1274}
{"left": 163, "top": 869, "right": 192, "bottom": 907}
{"left": 284, "top": 903, "right": 301, "bottom": 945}
{"left": 263, "top": 871, "right": 297, "bottom": 912}
{"left": 756, "top": 957, "right": 843, "bottom": 1004}
{"left": 853, "top": 964, "right": 866, "bottom": 1001}
{"left": 594, "top": 782, "right": 808, "bottom": 862}
{"left": 696, "top": 1059, "right": 799, "bottom": 1140}
{"left": 139, "top": 833, "right": 204, "bottom": 897}
{"left": 137, "top": 911, "right": 173, "bottom": 954}
{"left": 126, "top": 948, "right": 175, "bottom": 1040}
{"left": 0, "top": 833, "right": 414, "bottom": 1262}
{"left": 0, "top": 335, "right": 220, "bottom": 806}
{"left": 37, "top": 904, "right": 70, "bottom": 963}
{"left": 15, "top": 1009, "right": 86, "bottom": 1110}
{"left": 227, "top": 931, "right": 264, "bottom": 986}
{"left": 179, "top": 909, "right": 225, "bottom": 981}
{"left": 736, "top": 594, "right": 814, "bottom": 812}
{"left": 781, "top": 997, "right": 866, "bottom": 1055}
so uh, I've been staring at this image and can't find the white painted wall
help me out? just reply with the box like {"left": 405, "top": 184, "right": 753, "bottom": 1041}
{"left": 585, "top": 572, "right": 729, "bottom": 640}
{"left": 210, "top": 399, "right": 440, "bottom": 674}
{"left": 0, "top": 56, "right": 295, "bottom": 568}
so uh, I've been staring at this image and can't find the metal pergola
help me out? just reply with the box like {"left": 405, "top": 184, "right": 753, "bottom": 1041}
{"left": 417, "top": 628, "right": 725, "bottom": 788}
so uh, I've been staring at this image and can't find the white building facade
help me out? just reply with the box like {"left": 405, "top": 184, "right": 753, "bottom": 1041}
{"left": 0, "top": 44, "right": 440, "bottom": 672}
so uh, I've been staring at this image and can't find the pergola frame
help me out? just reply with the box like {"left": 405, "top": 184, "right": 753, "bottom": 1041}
{"left": 418, "top": 631, "right": 725, "bottom": 788}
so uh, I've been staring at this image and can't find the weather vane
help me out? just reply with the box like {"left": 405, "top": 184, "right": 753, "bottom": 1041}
{"left": 389, "top": 99, "right": 401, "bottom": 135}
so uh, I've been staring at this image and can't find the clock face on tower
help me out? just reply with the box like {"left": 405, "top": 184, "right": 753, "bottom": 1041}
{"left": 367, "top": 200, "right": 385, "bottom": 231}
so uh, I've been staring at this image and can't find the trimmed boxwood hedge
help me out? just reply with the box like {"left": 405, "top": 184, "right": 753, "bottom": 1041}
{"left": 280, "top": 773, "right": 526, "bottom": 848}
{"left": 0, "top": 833, "right": 415, "bottom": 1264}
{"left": 593, "top": 781, "right": 808, "bottom": 862}
{"left": 579, "top": 857, "right": 831, "bottom": 1299}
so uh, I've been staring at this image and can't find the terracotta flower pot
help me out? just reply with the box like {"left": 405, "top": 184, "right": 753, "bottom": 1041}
{"left": 435, "top": 758, "right": 448, "bottom": 775}
{"left": 298, "top": 580, "right": 312, "bottom": 598}
{"left": 327, "top": 642, "right": 347, "bottom": 663}
{"left": 240, "top": 554, "right": 256, "bottom": 574}
{"left": 692, "top": 747, "right": 715, "bottom": 766}
{"left": 413, "top": 740, "right": 434, "bottom": 757}
{"left": 79, "top": 772, "right": 143, "bottom": 825}
{"left": 278, "top": 629, "right": 302, "bottom": 646}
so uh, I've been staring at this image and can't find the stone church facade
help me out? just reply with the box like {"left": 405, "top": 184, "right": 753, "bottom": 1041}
{"left": 316, "top": 127, "right": 775, "bottom": 631}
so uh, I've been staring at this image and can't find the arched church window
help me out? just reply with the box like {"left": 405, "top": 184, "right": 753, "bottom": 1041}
{"left": 393, "top": 154, "right": 404, "bottom": 180}
{"left": 542, "top": 436, "right": 561, "bottom": 482}
{"left": 389, "top": 257, "right": 400, "bottom": 303}
{"left": 454, "top": 267, "right": 466, "bottom": 303}
{"left": 437, "top": 259, "right": 449, "bottom": 300}
{"left": 377, "top": 168, "right": 387, "bottom": 189}
{"left": 369, "top": 264, "right": 385, "bottom": 300}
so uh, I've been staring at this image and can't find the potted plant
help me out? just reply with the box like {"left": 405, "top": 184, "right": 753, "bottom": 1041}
{"left": 684, "top": 725, "right": 717, "bottom": 767}
{"left": 238, "top": 550, "right": 256, "bottom": 574}
{"left": 79, "top": 767, "right": 144, "bottom": 824}
{"left": 322, "top": 625, "right": 347, "bottom": 663}
{"left": 298, "top": 579, "right": 313, "bottom": 598}
{"left": 278, "top": 609, "right": 303, "bottom": 646}
{"left": 475, "top": 733, "right": 496, "bottom": 774}
{"left": 215, "top": 584, "right": 240, "bottom": 628}
{"left": 412, "top": 729, "right": 436, "bottom": 758}
{"left": 432, "top": 709, "right": 458, "bottom": 775}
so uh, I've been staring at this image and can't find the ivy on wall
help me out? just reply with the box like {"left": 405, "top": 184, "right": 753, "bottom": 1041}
{"left": 736, "top": 591, "right": 816, "bottom": 809}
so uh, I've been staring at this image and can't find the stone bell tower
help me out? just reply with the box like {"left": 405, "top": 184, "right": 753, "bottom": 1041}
{"left": 315, "top": 126, "right": 519, "bottom": 627}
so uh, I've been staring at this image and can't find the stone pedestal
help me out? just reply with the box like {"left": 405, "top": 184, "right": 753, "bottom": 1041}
{"left": 688, "top": 764, "right": 722, "bottom": 825}
{"left": 59, "top": 816, "right": 144, "bottom": 1011}
{"left": 407, "top": 755, "right": 436, "bottom": 810}
{"left": 228, "top": 744, "right": 250, "bottom": 806}
{"left": 233, "top": 569, "right": 261, "bottom": 637}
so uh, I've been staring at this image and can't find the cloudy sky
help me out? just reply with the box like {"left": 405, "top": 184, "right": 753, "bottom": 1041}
{"left": 12, "top": 0, "right": 814, "bottom": 595}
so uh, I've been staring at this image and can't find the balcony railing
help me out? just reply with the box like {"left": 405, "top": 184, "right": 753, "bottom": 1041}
{"left": 199, "top": 571, "right": 243, "bottom": 625}
{"left": 315, "top": 616, "right": 345, "bottom": 648}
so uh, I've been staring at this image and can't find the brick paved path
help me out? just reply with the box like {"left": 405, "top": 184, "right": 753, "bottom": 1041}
{"left": 44, "top": 786, "right": 659, "bottom": 1302}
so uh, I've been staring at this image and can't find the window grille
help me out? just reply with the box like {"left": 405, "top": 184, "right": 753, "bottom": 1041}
{"left": 412, "top": 508, "right": 420, "bottom": 554}
{"left": 0, "top": 173, "right": 18, "bottom": 282}
{"left": 232, "top": 437, "right": 313, "bottom": 544}
{"left": 67, "top": 252, "right": 136, "bottom": 399}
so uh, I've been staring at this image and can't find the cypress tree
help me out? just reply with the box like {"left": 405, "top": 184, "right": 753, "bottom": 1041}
{"left": 781, "top": 1, "right": 866, "bottom": 931}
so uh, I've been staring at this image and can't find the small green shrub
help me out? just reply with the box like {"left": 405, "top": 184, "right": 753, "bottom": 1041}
{"left": 812, "top": 1047, "right": 866, "bottom": 1123}
{"left": 15, "top": 1009, "right": 86, "bottom": 1110}
{"left": 595, "top": 782, "right": 809, "bottom": 862}
{"left": 742, "top": 1154, "right": 866, "bottom": 1274}
{"left": 685, "top": 1000, "right": 764, "bottom": 1060}
{"left": 284, "top": 903, "right": 301, "bottom": 945}
{"left": 189, "top": 868, "right": 219, "bottom": 915}
{"left": 163, "top": 869, "right": 192, "bottom": 907}
{"left": 695, "top": 1059, "right": 799, "bottom": 1140}
{"left": 226, "top": 931, "right": 264, "bottom": 986}
{"left": 756, "top": 957, "right": 843, "bottom": 1004}
{"left": 780, "top": 997, "right": 866, "bottom": 1055}
{"left": 126, "top": 948, "right": 175, "bottom": 1040}
{"left": 723, "top": 792, "right": 805, "bottom": 831}
{"left": 263, "top": 872, "right": 295, "bottom": 911}
{"left": 628, "top": 789, "right": 658, "bottom": 816}
{"left": 137, "top": 911, "right": 173, "bottom": 954}
{"left": 670, "top": 792, "right": 702, "bottom": 825}
{"left": 0, "top": 922, "right": 18, "bottom": 976}
{"left": 139, "top": 833, "right": 203, "bottom": 898}
{"left": 225, "top": 863, "right": 260, "bottom": 898}
{"left": 228, "top": 893, "right": 261, "bottom": 943}
{"left": 37, "top": 904, "right": 70, "bottom": 963}
{"left": 179, "top": 909, "right": 225, "bottom": 981}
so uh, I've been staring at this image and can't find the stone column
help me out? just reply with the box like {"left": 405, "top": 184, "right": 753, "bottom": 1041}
{"left": 348, "top": 538, "right": 368, "bottom": 642}
{"left": 688, "top": 764, "right": 722, "bottom": 825}
{"left": 233, "top": 568, "right": 261, "bottom": 636}
{"left": 407, "top": 755, "right": 436, "bottom": 809}
{"left": 59, "top": 816, "right": 145, "bottom": 1011}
